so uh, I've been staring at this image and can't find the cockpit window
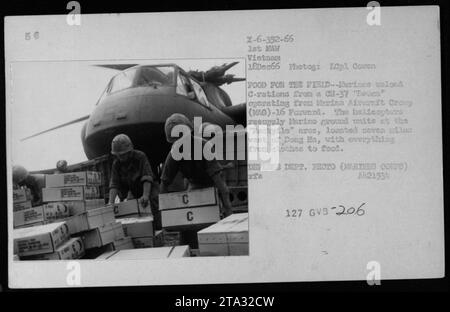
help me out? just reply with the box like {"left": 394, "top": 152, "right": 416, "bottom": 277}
{"left": 189, "top": 78, "right": 211, "bottom": 108}
{"left": 136, "top": 66, "right": 175, "bottom": 87}
{"left": 108, "top": 68, "right": 138, "bottom": 94}
{"left": 176, "top": 72, "right": 192, "bottom": 96}
{"left": 107, "top": 66, "right": 175, "bottom": 94}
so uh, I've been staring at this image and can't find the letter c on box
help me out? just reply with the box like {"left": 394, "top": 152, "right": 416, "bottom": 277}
{"left": 187, "top": 211, "right": 194, "bottom": 221}
{"left": 182, "top": 194, "right": 189, "bottom": 204}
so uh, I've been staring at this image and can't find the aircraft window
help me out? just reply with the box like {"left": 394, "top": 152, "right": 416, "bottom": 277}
{"left": 136, "top": 66, "right": 175, "bottom": 87}
{"left": 176, "top": 75, "right": 189, "bottom": 96}
{"left": 189, "top": 78, "right": 210, "bottom": 108}
{"left": 108, "top": 68, "right": 138, "bottom": 94}
{"left": 176, "top": 73, "right": 193, "bottom": 96}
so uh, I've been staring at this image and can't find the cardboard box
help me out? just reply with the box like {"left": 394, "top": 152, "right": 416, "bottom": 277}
{"left": 81, "top": 222, "right": 125, "bottom": 249}
{"left": 159, "top": 188, "right": 221, "bottom": 229}
{"left": 163, "top": 231, "right": 181, "bottom": 246}
{"left": 197, "top": 213, "right": 249, "bottom": 257}
{"left": 118, "top": 216, "right": 153, "bottom": 238}
{"left": 163, "top": 230, "right": 181, "bottom": 246}
{"left": 86, "top": 206, "right": 115, "bottom": 229}
{"left": 228, "top": 186, "right": 248, "bottom": 212}
{"left": 45, "top": 171, "right": 102, "bottom": 188}
{"left": 112, "top": 199, "right": 152, "bottom": 218}
{"left": 62, "top": 213, "right": 90, "bottom": 234}
{"left": 14, "top": 203, "right": 70, "bottom": 228}
{"left": 159, "top": 187, "right": 219, "bottom": 210}
{"left": 132, "top": 230, "right": 163, "bottom": 248}
{"left": 161, "top": 205, "right": 221, "bottom": 230}
{"left": 13, "top": 222, "right": 70, "bottom": 256}
{"left": 14, "top": 207, "right": 46, "bottom": 228}
{"left": 42, "top": 203, "right": 71, "bottom": 219}
{"left": 13, "top": 200, "right": 32, "bottom": 212}
{"left": 113, "top": 237, "right": 134, "bottom": 251}
{"left": 198, "top": 242, "right": 248, "bottom": 256}
{"left": 13, "top": 188, "right": 32, "bottom": 203}
{"left": 14, "top": 221, "right": 46, "bottom": 230}
{"left": 131, "top": 236, "right": 154, "bottom": 248}
{"left": 21, "top": 237, "right": 85, "bottom": 260}
{"left": 96, "top": 245, "right": 190, "bottom": 260}
{"left": 65, "top": 199, "right": 106, "bottom": 216}
{"left": 42, "top": 186, "right": 100, "bottom": 202}
{"left": 60, "top": 207, "right": 115, "bottom": 234}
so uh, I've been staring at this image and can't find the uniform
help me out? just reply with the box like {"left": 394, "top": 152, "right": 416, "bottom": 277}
{"left": 18, "top": 175, "right": 43, "bottom": 206}
{"left": 161, "top": 135, "right": 224, "bottom": 189}
{"left": 161, "top": 113, "right": 233, "bottom": 217}
{"left": 109, "top": 149, "right": 161, "bottom": 228}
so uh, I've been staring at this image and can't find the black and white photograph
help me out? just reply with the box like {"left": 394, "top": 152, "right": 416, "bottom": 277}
{"left": 3, "top": 3, "right": 446, "bottom": 292}
{"left": 10, "top": 59, "right": 248, "bottom": 261}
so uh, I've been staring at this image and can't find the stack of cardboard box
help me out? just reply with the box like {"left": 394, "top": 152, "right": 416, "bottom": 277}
{"left": 13, "top": 202, "right": 71, "bottom": 228}
{"left": 13, "top": 185, "right": 85, "bottom": 260}
{"left": 42, "top": 171, "right": 103, "bottom": 203}
{"left": 13, "top": 171, "right": 135, "bottom": 260}
{"left": 77, "top": 219, "right": 128, "bottom": 251}
{"left": 13, "top": 221, "right": 85, "bottom": 260}
{"left": 113, "top": 199, "right": 159, "bottom": 248}
{"left": 197, "top": 212, "right": 249, "bottom": 256}
{"left": 94, "top": 199, "right": 165, "bottom": 259}
{"left": 13, "top": 186, "right": 73, "bottom": 229}
{"left": 43, "top": 172, "right": 135, "bottom": 254}
{"left": 158, "top": 187, "right": 223, "bottom": 249}
{"left": 13, "top": 188, "right": 32, "bottom": 212}
{"left": 158, "top": 187, "right": 221, "bottom": 230}
{"left": 13, "top": 172, "right": 249, "bottom": 260}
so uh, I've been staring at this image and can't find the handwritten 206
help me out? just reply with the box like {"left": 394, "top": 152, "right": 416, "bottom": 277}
{"left": 285, "top": 203, "right": 366, "bottom": 219}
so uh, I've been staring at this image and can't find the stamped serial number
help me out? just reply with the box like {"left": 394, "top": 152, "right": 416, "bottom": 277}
{"left": 247, "top": 34, "right": 294, "bottom": 44}
{"left": 285, "top": 203, "right": 366, "bottom": 219}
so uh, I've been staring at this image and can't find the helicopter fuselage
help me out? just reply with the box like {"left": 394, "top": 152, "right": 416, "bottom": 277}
{"left": 82, "top": 64, "right": 237, "bottom": 166}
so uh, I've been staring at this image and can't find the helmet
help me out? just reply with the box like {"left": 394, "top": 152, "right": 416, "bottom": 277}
{"left": 56, "top": 160, "right": 68, "bottom": 171}
{"left": 111, "top": 134, "right": 133, "bottom": 155}
{"left": 164, "top": 113, "right": 193, "bottom": 143}
{"left": 13, "top": 165, "right": 28, "bottom": 184}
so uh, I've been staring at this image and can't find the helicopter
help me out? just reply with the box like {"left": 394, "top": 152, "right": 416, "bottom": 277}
{"left": 21, "top": 62, "right": 246, "bottom": 172}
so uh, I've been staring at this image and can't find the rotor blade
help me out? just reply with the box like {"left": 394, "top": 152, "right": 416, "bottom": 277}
{"left": 93, "top": 64, "right": 139, "bottom": 71}
{"left": 21, "top": 115, "right": 90, "bottom": 141}
{"left": 188, "top": 62, "right": 243, "bottom": 86}
{"left": 203, "top": 62, "right": 240, "bottom": 80}
{"left": 208, "top": 76, "right": 246, "bottom": 86}
{"left": 216, "top": 61, "right": 239, "bottom": 73}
